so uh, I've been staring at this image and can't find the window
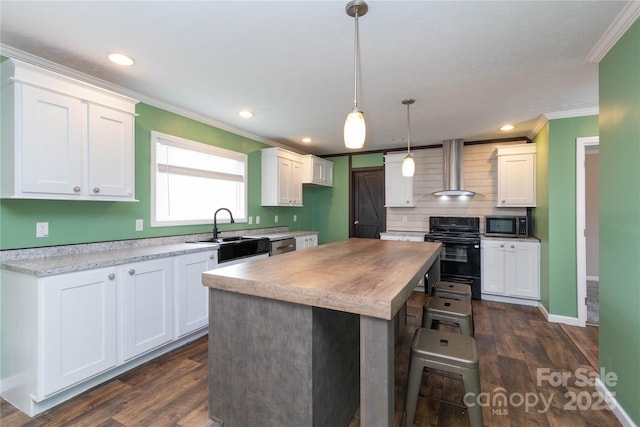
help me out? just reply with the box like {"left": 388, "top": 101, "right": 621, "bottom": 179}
{"left": 151, "top": 131, "right": 247, "bottom": 227}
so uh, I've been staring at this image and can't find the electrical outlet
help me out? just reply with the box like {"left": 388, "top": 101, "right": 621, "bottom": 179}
{"left": 248, "top": 216, "right": 253, "bottom": 225}
{"left": 293, "top": 214, "right": 297, "bottom": 222}
{"left": 275, "top": 215, "right": 278, "bottom": 223}
{"left": 135, "top": 219, "right": 143, "bottom": 231}
{"left": 402, "top": 216, "right": 407, "bottom": 223}
{"left": 256, "top": 216, "right": 260, "bottom": 224}
{"left": 36, "top": 222, "right": 49, "bottom": 238}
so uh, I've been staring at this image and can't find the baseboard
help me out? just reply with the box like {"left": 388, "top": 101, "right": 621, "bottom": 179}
{"left": 480, "top": 293, "right": 539, "bottom": 306}
{"left": 587, "top": 275, "right": 600, "bottom": 282}
{"left": 595, "top": 378, "right": 638, "bottom": 427}
{"left": 537, "top": 303, "right": 585, "bottom": 326}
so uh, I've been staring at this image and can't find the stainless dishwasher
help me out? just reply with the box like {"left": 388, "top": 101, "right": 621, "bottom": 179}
{"left": 270, "top": 237, "right": 296, "bottom": 256}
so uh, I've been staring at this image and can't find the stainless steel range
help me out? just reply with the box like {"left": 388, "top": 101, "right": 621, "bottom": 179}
{"left": 424, "top": 216, "right": 481, "bottom": 299}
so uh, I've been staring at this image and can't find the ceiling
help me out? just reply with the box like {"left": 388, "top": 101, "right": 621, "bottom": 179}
{"left": 0, "top": 1, "right": 633, "bottom": 155}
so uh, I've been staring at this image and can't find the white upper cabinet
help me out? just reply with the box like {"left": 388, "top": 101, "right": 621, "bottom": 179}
{"left": 302, "top": 155, "right": 333, "bottom": 187}
{"left": 261, "top": 147, "right": 303, "bottom": 206}
{"left": 384, "top": 153, "right": 413, "bottom": 207}
{"left": 1, "top": 59, "right": 138, "bottom": 201}
{"left": 496, "top": 144, "right": 536, "bottom": 207}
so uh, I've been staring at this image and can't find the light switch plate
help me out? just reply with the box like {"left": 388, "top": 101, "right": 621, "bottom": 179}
{"left": 36, "top": 222, "right": 49, "bottom": 238}
{"left": 256, "top": 216, "right": 260, "bottom": 224}
{"left": 275, "top": 215, "right": 278, "bottom": 223}
{"left": 248, "top": 216, "right": 253, "bottom": 225}
{"left": 135, "top": 219, "right": 143, "bottom": 231}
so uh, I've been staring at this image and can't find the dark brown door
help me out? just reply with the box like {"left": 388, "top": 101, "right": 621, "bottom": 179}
{"left": 351, "top": 167, "right": 385, "bottom": 238}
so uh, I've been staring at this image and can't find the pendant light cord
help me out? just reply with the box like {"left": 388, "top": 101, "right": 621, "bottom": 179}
{"left": 353, "top": 6, "right": 360, "bottom": 110}
{"left": 406, "top": 102, "right": 412, "bottom": 153}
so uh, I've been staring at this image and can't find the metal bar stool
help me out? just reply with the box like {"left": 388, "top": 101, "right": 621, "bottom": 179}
{"left": 432, "top": 280, "right": 472, "bottom": 303}
{"left": 422, "top": 296, "right": 474, "bottom": 336}
{"left": 404, "top": 328, "right": 483, "bottom": 427}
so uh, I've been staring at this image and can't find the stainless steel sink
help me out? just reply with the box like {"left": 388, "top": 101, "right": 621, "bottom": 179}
{"left": 187, "top": 236, "right": 270, "bottom": 262}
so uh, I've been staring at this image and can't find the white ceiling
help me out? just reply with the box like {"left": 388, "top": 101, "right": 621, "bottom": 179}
{"left": 0, "top": 1, "right": 633, "bottom": 155}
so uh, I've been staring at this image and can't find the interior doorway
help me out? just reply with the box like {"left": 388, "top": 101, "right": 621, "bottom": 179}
{"left": 351, "top": 167, "right": 385, "bottom": 238}
{"left": 576, "top": 136, "right": 599, "bottom": 326}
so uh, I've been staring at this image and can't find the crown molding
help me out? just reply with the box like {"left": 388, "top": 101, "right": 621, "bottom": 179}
{"left": 544, "top": 107, "right": 599, "bottom": 120}
{"left": 0, "top": 44, "right": 288, "bottom": 150}
{"left": 527, "top": 114, "right": 549, "bottom": 139}
{"left": 585, "top": 1, "right": 640, "bottom": 64}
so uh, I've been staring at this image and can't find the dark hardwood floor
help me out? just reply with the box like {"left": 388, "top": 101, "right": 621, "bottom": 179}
{"left": 1, "top": 294, "right": 618, "bottom": 427}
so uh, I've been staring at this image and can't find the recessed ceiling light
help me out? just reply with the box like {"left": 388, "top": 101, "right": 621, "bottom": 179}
{"left": 500, "top": 124, "right": 514, "bottom": 131}
{"left": 302, "top": 137, "right": 312, "bottom": 143}
{"left": 238, "top": 110, "right": 254, "bottom": 118}
{"left": 108, "top": 53, "right": 135, "bottom": 66}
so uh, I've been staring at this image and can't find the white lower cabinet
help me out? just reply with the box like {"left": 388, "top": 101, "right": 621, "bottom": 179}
{"left": 481, "top": 239, "right": 540, "bottom": 300}
{"left": 295, "top": 234, "right": 318, "bottom": 250}
{"left": 41, "top": 268, "right": 118, "bottom": 397}
{"left": 121, "top": 259, "right": 174, "bottom": 361}
{"left": 174, "top": 250, "right": 216, "bottom": 337}
{"left": 0, "top": 250, "right": 214, "bottom": 416}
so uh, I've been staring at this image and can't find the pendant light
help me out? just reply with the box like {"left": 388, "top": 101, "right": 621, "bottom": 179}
{"left": 402, "top": 98, "right": 415, "bottom": 177}
{"left": 344, "top": 0, "right": 368, "bottom": 149}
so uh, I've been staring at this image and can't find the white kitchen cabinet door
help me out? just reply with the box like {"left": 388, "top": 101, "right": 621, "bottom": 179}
{"left": 261, "top": 147, "right": 303, "bottom": 206}
{"left": 303, "top": 155, "right": 334, "bottom": 186}
{"left": 19, "top": 85, "right": 84, "bottom": 196}
{"left": 497, "top": 144, "right": 536, "bottom": 207}
{"left": 174, "top": 251, "right": 216, "bottom": 338}
{"left": 295, "top": 234, "right": 318, "bottom": 250}
{"left": 509, "top": 241, "right": 540, "bottom": 299}
{"left": 384, "top": 153, "right": 413, "bottom": 207}
{"left": 87, "top": 104, "right": 135, "bottom": 199}
{"left": 41, "top": 268, "right": 118, "bottom": 396}
{"left": 122, "top": 259, "right": 174, "bottom": 361}
{"left": 481, "top": 238, "right": 539, "bottom": 300}
{"left": 482, "top": 239, "right": 509, "bottom": 296}
{"left": 1, "top": 59, "right": 138, "bottom": 201}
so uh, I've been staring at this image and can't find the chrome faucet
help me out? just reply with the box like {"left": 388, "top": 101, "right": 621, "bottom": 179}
{"left": 213, "top": 208, "right": 235, "bottom": 240}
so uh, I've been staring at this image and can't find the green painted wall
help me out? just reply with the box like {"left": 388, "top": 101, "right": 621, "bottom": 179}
{"left": 599, "top": 19, "right": 640, "bottom": 424}
{"left": 0, "top": 102, "right": 316, "bottom": 249}
{"left": 533, "top": 123, "right": 550, "bottom": 309}
{"left": 546, "top": 116, "right": 599, "bottom": 317}
{"left": 352, "top": 152, "right": 383, "bottom": 168}
{"left": 311, "top": 156, "right": 350, "bottom": 244}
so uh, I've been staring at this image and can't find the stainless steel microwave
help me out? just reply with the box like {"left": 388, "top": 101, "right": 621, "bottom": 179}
{"left": 485, "top": 216, "right": 528, "bottom": 237}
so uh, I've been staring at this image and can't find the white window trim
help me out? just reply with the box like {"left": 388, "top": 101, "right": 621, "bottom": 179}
{"left": 150, "top": 130, "right": 248, "bottom": 227}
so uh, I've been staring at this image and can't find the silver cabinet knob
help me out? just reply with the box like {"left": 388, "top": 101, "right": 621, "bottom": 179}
{"left": 93, "top": 187, "right": 100, "bottom": 193}
{"left": 73, "top": 186, "right": 81, "bottom": 192}
{"left": 502, "top": 200, "right": 506, "bottom": 203}
{"left": 511, "top": 245, "right": 515, "bottom": 248}
{"left": 128, "top": 268, "right": 135, "bottom": 275}
{"left": 500, "top": 244, "right": 504, "bottom": 248}
{"left": 354, "top": 220, "right": 359, "bottom": 224}
{"left": 209, "top": 254, "right": 215, "bottom": 260}
{"left": 108, "top": 273, "right": 115, "bottom": 280}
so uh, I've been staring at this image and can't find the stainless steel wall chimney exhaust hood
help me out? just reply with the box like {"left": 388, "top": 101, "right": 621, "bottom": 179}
{"left": 433, "top": 139, "right": 475, "bottom": 196}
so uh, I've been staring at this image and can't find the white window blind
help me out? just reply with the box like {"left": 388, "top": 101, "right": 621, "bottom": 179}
{"left": 151, "top": 131, "right": 247, "bottom": 227}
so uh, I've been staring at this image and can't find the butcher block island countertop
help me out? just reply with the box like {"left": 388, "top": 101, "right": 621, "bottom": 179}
{"left": 203, "top": 238, "right": 441, "bottom": 427}
{"left": 202, "top": 237, "right": 442, "bottom": 320}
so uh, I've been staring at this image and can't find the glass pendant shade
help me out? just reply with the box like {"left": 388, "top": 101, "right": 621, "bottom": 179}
{"left": 402, "top": 154, "right": 415, "bottom": 177}
{"left": 344, "top": 109, "right": 366, "bottom": 149}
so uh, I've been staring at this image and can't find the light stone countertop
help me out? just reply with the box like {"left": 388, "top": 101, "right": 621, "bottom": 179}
{"left": 1, "top": 243, "right": 219, "bottom": 277}
{"left": 255, "top": 231, "right": 318, "bottom": 241}
{"left": 0, "top": 229, "right": 320, "bottom": 278}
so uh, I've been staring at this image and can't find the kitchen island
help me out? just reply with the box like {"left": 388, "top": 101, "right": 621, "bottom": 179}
{"left": 202, "top": 238, "right": 441, "bottom": 427}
